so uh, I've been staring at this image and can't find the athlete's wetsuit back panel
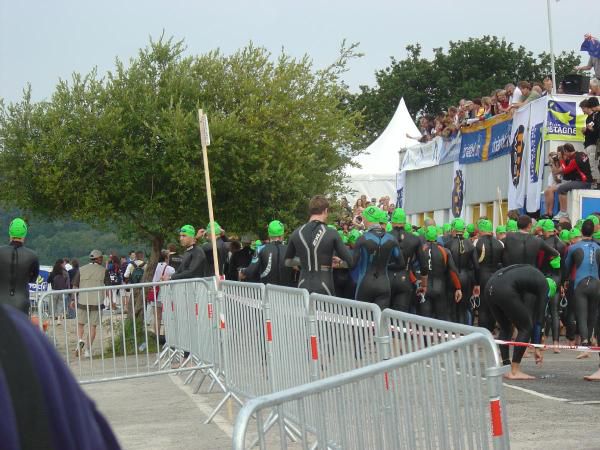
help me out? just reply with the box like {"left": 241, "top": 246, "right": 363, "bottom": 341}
{"left": 244, "top": 241, "right": 294, "bottom": 286}
{"left": 0, "top": 242, "right": 39, "bottom": 313}
{"left": 285, "top": 221, "right": 353, "bottom": 295}
{"left": 503, "top": 232, "right": 559, "bottom": 267}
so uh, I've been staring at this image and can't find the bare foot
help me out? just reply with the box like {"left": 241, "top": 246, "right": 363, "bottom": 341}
{"left": 523, "top": 349, "right": 532, "bottom": 359}
{"left": 504, "top": 370, "right": 535, "bottom": 380}
{"left": 576, "top": 352, "right": 590, "bottom": 360}
{"left": 553, "top": 342, "right": 560, "bottom": 354}
{"left": 584, "top": 368, "right": 600, "bottom": 381}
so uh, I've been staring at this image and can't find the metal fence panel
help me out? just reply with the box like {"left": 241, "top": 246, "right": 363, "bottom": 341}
{"left": 232, "top": 333, "right": 510, "bottom": 450}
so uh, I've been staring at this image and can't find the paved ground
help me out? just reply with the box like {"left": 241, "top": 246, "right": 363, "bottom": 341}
{"left": 83, "top": 349, "right": 600, "bottom": 450}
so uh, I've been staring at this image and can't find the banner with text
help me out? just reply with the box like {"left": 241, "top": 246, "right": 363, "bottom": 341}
{"left": 400, "top": 138, "right": 441, "bottom": 171}
{"left": 459, "top": 113, "right": 513, "bottom": 164}
{"left": 545, "top": 94, "right": 586, "bottom": 142}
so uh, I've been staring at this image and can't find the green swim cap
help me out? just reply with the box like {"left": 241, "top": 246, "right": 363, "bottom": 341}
{"left": 586, "top": 215, "right": 600, "bottom": 226}
{"left": 391, "top": 208, "right": 406, "bottom": 224}
{"left": 570, "top": 228, "right": 582, "bottom": 239}
{"left": 535, "top": 219, "right": 547, "bottom": 229}
{"left": 9, "top": 218, "right": 28, "bottom": 239}
{"left": 386, "top": 222, "right": 393, "bottom": 232}
{"left": 559, "top": 229, "right": 571, "bottom": 242}
{"left": 443, "top": 223, "right": 451, "bottom": 234}
{"left": 546, "top": 278, "right": 557, "bottom": 298}
{"left": 479, "top": 220, "right": 493, "bottom": 233}
{"left": 328, "top": 224, "right": 337, "bottom": 230}
{"left": 549, "top": 255, "right": 561, "bottom": 269}
{"left": 466, "top": 223, "right": 476, "bottom": 234}
{"left": 425, "top": 225, "right": 438, "bottom": 242}
{"left": 206, "top": 221, "right": 222, "bottom": 235}
{"left": 464, "top": 231, "right": 470, "bottom": 239}
{"left": 180, "top": 224, "right": 196, "bottom": 238}
{"left": 594, "top": 230, "right": 600, "bottom": 240}
{"left": 376, "top": 209, "right": 389, "bottom": 224}
{"left": 404, "top": 223, "right": 412, "bottom": 232}
{"left": 451, "top": 218, "right": 465, "bottom": 233}
{"left": 506, "top": 219, "right": 518, "bottom": 232}
{"left": 363, "top": 206, "right": 382, "bottom": 224}
{"left": 417, "top": 227, "right": 426, "bottom": 236}
{"left": 575, "top": 219, "right": 583, "bottom": 230}
{"left": 436, "top": 226, "right": 443, "bottom": 236}
{"left": 348, "top": 229, "right": 361, "bottom": 245}
{"left": 268, "top": 220, "right": 285, "bottom": 237}
{"left": 542, "top": 220, "right": 555, "bottom": 233}
{"left": 496, "top": 225, "right": 506, "bottom": 234}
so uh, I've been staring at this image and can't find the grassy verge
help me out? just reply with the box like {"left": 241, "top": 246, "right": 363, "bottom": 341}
{"left": 104, "top": 317, "right": 160, "bottom": 357}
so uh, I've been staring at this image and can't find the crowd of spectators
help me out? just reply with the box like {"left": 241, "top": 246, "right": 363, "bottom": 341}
{"left": 412, "top": 78, "right": 556, "bottom": 143}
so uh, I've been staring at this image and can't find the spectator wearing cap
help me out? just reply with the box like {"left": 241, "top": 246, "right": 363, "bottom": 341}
{"left": 0, "top": 218, "right": 39, "bottom": 313}
{"left": 71, "top": 250, "right": 110, "bottom": 358}
{"left": 581, "top": 97, "right": 600, "bottom": 183}
{"left": 165, "top": 225, "right": 207, "bottom": 281}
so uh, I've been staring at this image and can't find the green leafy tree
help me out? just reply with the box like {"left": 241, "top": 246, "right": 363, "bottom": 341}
{"left": 352, "top": 36, "right": 581, "bottom": 140}
{"left": 0, "top": 36, "right": 363, "bottom": 274}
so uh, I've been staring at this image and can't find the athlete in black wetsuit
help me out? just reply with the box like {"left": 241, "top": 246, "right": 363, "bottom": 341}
{"left": 285, "top": 196, "right": 353, "bottom": 295}
{"left": 0, "top": 218, "right": 40, "bottom": 313}
{"left": 352, "top": 206, "right": 404, "bottom": 309}
{"left": 389, "top": 208, "right": 427, "bottom": 312}
{"left": 418, "top": 226, "right": 462, "bottom": 321}
{"left": 538, "top": 220, "right": 566, "bottom": 351}
{"left": 242, "top": 220, "right": 293, "bottom": 286}
{"left": 474, "top": 220, "right": 504, "bottom": 332}
{"left": 485, "top": 264, "right": 553, "bottom": 380}
{"left": 444, "top": 218, "right": 480, "bottom": 324}
{"left": 502, "top": 215, "right": 560, "bottom": 267}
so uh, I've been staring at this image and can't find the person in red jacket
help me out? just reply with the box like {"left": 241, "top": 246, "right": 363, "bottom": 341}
{"left": 553, "top": 143, "right": 593, "bottom": 221}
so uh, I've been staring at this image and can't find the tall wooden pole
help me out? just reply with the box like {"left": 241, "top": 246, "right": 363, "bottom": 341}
{"left": 198, "top": 109, "right": 220, "bottom": 280}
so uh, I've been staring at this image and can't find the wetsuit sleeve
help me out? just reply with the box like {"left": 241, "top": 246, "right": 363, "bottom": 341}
{"left": 29, "top": 258, "right": 40, "bottom": 284}
{"left": 242, "top": 259, "right": 260, "bottom": 280}
{"left": 471, "top": 247, "right": 480, "bottom": 285}
{"left": 533, "top": 277, "right": 548, "bottom": 344}
{"left": 416, "top": 244, "right": 429, "bottom": 276}
{"left": 284, "top": 232, "right": 297, "bottom": 266}
{"left": 445, "top": 250, "right": 462, "bottom": 290}
{"left": 562, "top": 247, "right": 573, "bottom": 283}
{"left": 334, "top": 234, "right": 354, "bottom": 268}
{"left": 388, "top": 245, "right": 405, "bottom": 271}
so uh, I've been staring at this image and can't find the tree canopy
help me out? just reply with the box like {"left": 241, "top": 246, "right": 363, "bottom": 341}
{"left": 0, "top": 36, "right": 364, "bottom": 269}
{"left": 351, "top": 36, "right": 581, "bottom": 140}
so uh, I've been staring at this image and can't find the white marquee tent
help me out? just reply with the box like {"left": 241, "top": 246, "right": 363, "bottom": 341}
{"left": 345, "top": 97, "right": 420, "bottom": 202}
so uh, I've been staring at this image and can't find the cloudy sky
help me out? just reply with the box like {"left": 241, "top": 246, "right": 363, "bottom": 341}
{"left": 1, "top": 0, "right": 598, "bottom": 103}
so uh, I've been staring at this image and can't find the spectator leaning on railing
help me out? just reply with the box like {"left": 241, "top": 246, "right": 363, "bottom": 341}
{"left": 581, "top": 97, "right": 600, "bottom": 183}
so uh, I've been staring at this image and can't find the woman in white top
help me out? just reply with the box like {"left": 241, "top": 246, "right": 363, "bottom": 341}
{"left": 150, "top": 250, "right": 175, "bottom": 341}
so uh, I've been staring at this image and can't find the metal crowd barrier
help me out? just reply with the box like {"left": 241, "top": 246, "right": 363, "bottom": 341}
{"left": 37, "top": 277, "right": 215, "bottom": 384}
{"left": 232, "top": 332, "right": 509, "bottom": 450}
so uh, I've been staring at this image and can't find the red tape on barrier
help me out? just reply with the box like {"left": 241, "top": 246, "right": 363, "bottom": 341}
{"left": 489, "top": 398, "right": 503, "bottom": 437}
{"left": 195, "top": 303, "right": 198, "bottom": 318}
{"left": 384, "top": 372, "right": 389, "bottom": 391}
{"left": 266, "top": 320, "right": 273, "bottom": 342}
{"left": 310, "top": 335, "right": 318, "bottom": 360}
{"left": 207, "top": 303, "right": 213, "bottom": 319}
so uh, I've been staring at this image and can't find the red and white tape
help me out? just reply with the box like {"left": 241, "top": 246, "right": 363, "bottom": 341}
{"left": 494, "top": 340, "right": 600, "bottom": 353}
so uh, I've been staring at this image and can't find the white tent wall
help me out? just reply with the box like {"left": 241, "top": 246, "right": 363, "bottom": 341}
{"left": 344, "top": 97, "right": 420, "bottom": 202}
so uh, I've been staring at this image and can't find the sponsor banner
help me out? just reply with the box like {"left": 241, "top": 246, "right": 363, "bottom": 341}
{"left": 439, "top": 134, "right": 461, "bottom": 164}
{"left": 526, "top": 98, "right": 547, "bottom": 213}
{"left": 545, "top": 95, "right": 586, "bottom": 142}
{"left": 400, "top": 138, "right": 441, "bottom": 171}
{"left": 451, "top": 161, "right": 466, "bottom": 219}
{"left": 459, "top": 113, "right": 513, "bottom": 163}
{"left": 508, "top": 107, "right": 529, "bottom": 210}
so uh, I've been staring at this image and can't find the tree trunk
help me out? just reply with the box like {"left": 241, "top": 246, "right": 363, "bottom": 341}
{"left": 144, "top": 235, "right": 164, "bottom": 283}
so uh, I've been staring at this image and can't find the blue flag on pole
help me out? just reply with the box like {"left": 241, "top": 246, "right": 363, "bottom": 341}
{"left": 581, "top": 38, "right": 600, "bottom": 59}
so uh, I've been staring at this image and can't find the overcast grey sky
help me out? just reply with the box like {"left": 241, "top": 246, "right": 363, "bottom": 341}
{"left": 1, "top": 0, "right": 598, "bottom": 104}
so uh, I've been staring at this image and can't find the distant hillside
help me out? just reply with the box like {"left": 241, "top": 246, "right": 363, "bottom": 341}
{"left": 0, "top": 211, "right": 146, "bottom": 265}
